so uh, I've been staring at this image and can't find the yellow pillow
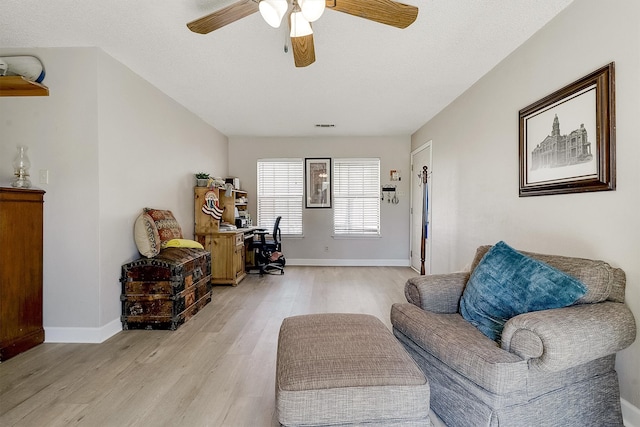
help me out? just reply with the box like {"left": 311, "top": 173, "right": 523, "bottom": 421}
{"left": 163, "top": 239, "right": 204, "bottom": 249}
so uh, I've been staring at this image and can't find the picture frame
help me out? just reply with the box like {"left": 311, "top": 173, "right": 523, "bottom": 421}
{"left": 518, "top": 62, "right": 615, "bottom": 197}
{"left": 305, "top": 158, "right": 331, "bottom": 208}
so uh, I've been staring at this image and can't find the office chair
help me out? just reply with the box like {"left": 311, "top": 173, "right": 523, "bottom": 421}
{"left": 250, "top": 216, "right": 285, "bottom": 275}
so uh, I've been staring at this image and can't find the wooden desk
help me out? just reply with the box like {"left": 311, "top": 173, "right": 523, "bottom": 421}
{"left": 195, "top": 227, "right": 259, "bottom": 286}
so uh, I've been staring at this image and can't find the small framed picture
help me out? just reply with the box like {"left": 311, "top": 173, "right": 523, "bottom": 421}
{"left": 519, "top": 63, "right": 615, "bottom": 197}
{"left": 305, "top": 158, "right": 331, "bottom": 208}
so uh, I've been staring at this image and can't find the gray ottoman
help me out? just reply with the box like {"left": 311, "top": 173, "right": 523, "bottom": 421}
{"left": 276, "top": 313, "right": 430, "bottom": 426}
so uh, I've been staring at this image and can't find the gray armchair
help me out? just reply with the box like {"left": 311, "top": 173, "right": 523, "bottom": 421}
{"left": 391, "top": 245, "right": 636, "bottom": 427}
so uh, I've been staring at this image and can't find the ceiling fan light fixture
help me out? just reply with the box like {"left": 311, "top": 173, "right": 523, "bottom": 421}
{"left": 298, "top": 0, "right": 325, "bottom": 22}
{"left": 259, "top": 0, "right": 288, "bottom": 28}
{"left": 290, "top": 10, "right": 313, "bottom": 37}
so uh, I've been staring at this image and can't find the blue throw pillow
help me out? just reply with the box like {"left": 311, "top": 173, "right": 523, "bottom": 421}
{"left": 460, "top": 241, "right": 587, "bottom": 342}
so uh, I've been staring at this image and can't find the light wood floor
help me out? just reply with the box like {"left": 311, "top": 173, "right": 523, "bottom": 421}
{"left": 0, "top": 266, "right": 418, "bottom": 427}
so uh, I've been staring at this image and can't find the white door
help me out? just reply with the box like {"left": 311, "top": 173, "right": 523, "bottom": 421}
{"left": 410, "top": 142, "right": 432, "bottom": 273}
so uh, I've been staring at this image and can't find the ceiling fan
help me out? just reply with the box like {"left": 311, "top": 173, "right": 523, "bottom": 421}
{"left": 187, "top": 0, "right": 419, "bottom": 68}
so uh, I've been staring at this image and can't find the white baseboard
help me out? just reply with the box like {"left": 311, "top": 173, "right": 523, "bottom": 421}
{"left": 287, "top": 258, "right": 411, "bottom": 267}
{"left": 45, "top": 318, "right": 122, "bottom": 343}
{"left": 623, "top": 398, "right": 640, "bottom": 427}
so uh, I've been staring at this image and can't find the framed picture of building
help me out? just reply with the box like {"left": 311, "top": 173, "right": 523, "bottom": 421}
{"left": 519, "top": 63, "right": 615, "bottom": 197}
{"left": 305, "top": 158, "right": 331, "bottom": 208}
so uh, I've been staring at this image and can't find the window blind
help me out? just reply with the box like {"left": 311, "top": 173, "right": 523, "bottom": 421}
{"left": 333, "top": 158, "right": 380, "bottom": 235}
{"left": 257, "top": 159, "right": 303, "bottom": 236}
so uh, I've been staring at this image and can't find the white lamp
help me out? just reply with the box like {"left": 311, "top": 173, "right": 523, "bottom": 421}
{"left": 298, "top": 0, "right": 325, "bottom": 22}
{"left": 290, "top": 9, "right": 313, "bottom": 37}
{"left": 259, "top": 0, "right": 288, "bottom": 28}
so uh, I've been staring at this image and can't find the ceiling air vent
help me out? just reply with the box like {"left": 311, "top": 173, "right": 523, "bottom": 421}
{"left": 315, "top": 124, "right": 335, "bottom": 128}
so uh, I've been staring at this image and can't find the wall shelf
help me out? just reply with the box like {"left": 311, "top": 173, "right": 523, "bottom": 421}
{"left": 0, "top": 76, "right": 49, "bottom": 97}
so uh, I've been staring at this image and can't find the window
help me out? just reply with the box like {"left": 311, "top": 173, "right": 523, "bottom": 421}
{"left": 257, "top": 159, "right": 303, "bottom": 236}
{"left": 333, "top": 158, "right": 380, "bottom": 236}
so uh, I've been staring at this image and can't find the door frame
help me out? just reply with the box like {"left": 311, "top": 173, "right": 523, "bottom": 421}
{"left": 410, "top": 141, "right": 433, "bottom": 274}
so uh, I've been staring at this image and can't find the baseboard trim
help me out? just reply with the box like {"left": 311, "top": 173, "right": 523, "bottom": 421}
{"left": 287, "top": 258, "right": 411, "bottom": 267}
{"left": 45, "top": 318, "right": 122, "bottom": 344}
{"left": 623, "top": 398, "right": 640, "bottom": 427}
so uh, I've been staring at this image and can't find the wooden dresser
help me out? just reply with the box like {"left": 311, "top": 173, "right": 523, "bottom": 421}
{"left": 0, "top": 187, "right": 45, "bottom": 361}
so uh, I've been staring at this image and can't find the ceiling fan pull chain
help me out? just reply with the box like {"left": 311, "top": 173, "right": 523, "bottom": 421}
{"left": 283, "top": 27, "right": 290, "bottom": 53}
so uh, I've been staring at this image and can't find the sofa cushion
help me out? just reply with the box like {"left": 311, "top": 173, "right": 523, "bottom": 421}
{"left": 460, "top": 241, "right": 587, "bottom": 342}
{"left": 144, "top": 208, "right": 183, "bottom": 247}
{"left": 163, "top": 238, "right": 204, "bottom": 249}
{"left": 470, "top": 245, "right": 622, "bottom": 304}
{"left": 134, "top": 212, "right": 161, "bottom": 258}
{"left": 133, "top": 208, "right": 184, "bottom": 258}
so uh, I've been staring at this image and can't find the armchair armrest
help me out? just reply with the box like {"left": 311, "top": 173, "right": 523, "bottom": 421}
{"left": 502, "top": 301, "right": 636, "bottom": 372}
{"left": 405, "top": 272, "right": 470, "bottom": 314}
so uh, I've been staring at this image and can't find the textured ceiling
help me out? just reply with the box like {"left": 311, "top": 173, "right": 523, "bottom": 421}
{"left": 1, "top": 0, "right": 574, "bottom": 137}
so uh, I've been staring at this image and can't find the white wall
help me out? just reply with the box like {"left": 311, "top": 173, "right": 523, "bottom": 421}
{"left": 0, "top": 47, "right": 228, "bottom": 342}
{"left": 229, "top": 136, "right": 411, "bottom": 264}
{"left": 412, "top": 0, "right": 639, "bottom": 411}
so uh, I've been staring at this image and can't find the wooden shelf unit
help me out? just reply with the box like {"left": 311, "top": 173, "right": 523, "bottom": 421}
{"left": 219, "top": 188, "right": 248, "bottom": 225}
{"left": 0, "top": 76, "right": 49, "bottom": 97}
{"left": 194, "top": 186, "right": 250, "bottom": 286}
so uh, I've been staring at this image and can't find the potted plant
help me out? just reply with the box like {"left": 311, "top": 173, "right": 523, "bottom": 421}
{"left": 195, "top": 172, "right": 210, "bottom": 187}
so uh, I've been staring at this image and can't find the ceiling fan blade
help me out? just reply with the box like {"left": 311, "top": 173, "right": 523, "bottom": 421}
{"left": 325, "top": 0, "right": 418, "bottom": 29}
{"left": 187, "top": 0, "right": 259, "bottom": 34}
{"left": 291, "top": 34, "right": 316, "bottom": 67}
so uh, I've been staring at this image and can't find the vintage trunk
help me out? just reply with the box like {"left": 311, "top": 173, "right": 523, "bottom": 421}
{"left": 120, "top": 247, "right": 212, "bottom": 330}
